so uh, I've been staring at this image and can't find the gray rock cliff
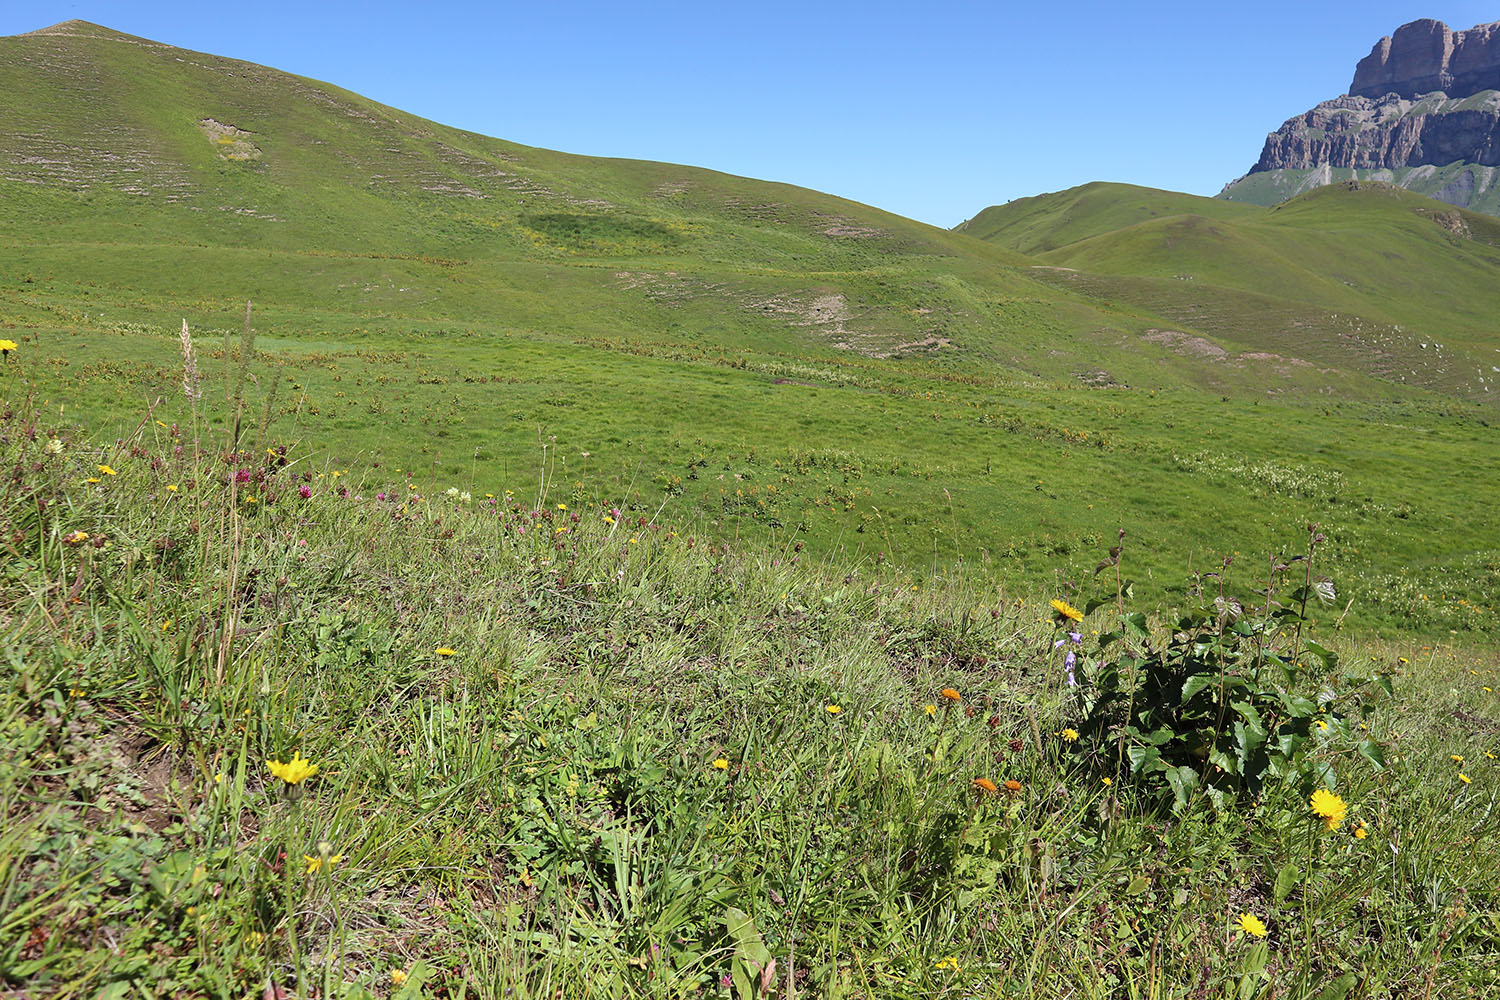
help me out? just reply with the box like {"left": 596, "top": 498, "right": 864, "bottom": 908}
{"left": 1350, "top": 18, "right": 1500, "bottom": 100}
{"left": 1254, "top": 92, "right": 1500, "bottom": 172}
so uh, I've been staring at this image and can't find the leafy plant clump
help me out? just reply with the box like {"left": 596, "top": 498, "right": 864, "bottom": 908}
{"left": 1073, "top": 529, "right": 1392, "bottom": 811}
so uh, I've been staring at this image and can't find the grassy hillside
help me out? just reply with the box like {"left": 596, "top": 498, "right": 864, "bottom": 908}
{"left": 1, "top": 23, "right": 1498, "bottom": 637}
{"left": 956, "top": 182, "right": 1262, "bottom": 254}
{"left": 1221, "top": 163, "right": 1500, "bottom": 218}
{"left": 962, "top": 181, "right": 1500, "bottom": 401}
{"left": 1, "top": 399, "right": 1496, "bottom": 998}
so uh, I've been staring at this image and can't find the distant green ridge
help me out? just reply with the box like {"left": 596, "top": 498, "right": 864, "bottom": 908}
{"left": 1220, "top": 163, "right": 1500, "bottom": 217}
{"left": 956, "top": 182, "right": 1261, "bottom": 254}
{"left": 959, "top": 181, "right": 1500, "bottom": 402}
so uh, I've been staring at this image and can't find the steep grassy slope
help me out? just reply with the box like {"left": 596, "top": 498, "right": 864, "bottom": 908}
{"left": 2, "top": 22, "right": 1498, "bottom": 635}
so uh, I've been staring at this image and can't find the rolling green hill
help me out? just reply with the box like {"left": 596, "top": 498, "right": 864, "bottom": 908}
{"left": 956, "top": 182, "right": 1263, "bottom": 254}
{"left": 2, "top": 21, "right": 1498, "bottom": 635}
{"left": 962, "top": 181, "right": 1500, "bottom": 401}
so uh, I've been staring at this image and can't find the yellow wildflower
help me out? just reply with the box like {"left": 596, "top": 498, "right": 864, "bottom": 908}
{"left": 1354, "top": 823, "right": 1368, "bottom": 839}
{"left": 266, "top": 753, "right": 319, "bottom": 785}
{"left": 1237, "top": 913, "right": 1268, "bottom": 938}
{"left": 98, "top": 465, "right": 117, "bottom": 476}
{"left": 973, "top": 778, "right": 999, "bottom": 793}
{"left": 304, "top": 850, "right": 345, "bottom": 875}
{"left": 1450, "top": 754, "right": 1463, "bottom": 763}
{"left": 825, "top": 704, "right": 842, "bottom": 715}
{"left": 1459, "top": 773, "right": 1472, "bottom": 784}
{"left": 1061, "top": 728, "right": 1080, "bottom": 742}
{"left": 63, "top": 530, "right": 90, "bottom": 546}
{"left": 391, "top": 969, "right": 409, "bottom": 987}
{"left": 1101, "top": 777, "right": 1113, "bottom": 787}
{"left": 712, "top": 758, "right": 729, "bottom": 770}
{"left": 0, "top": 338, "right": 17, "bottom": 354}
{"left": 1315, "top": 720, "right": 1329, "bottom": 732}
{"left": 1050, "top": 598, "right": 1084, "bottom": 622}
{"left": 923, "top": 704, "right": 937, "bottom": 717}
{"left": 435, "top": 647, "right": 457, "bottom": 657}
{"left": 1309, "top": 788, "right": 1347, "bottom": 831}
{"left": 934, "top": 956, "right": 960, "bottom": 971}
{"left": 166, "top": 484, "right": 178, "bottom": 492}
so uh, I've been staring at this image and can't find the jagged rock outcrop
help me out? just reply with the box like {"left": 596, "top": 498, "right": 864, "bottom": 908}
{"left": 1254, "top": 92, "right": 1500, "bottom": 172}
{"left": 1351, "top": 18, "right": 1500, "bottom": 100}
{"left": 1221, "top": 18, "right": 1500, "bottom": 215}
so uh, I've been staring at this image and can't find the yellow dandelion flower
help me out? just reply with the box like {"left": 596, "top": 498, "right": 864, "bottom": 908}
{"left": 166, "top": 484, "right": 178, "bottom": 492}
{"left": 934, "top": 956, "right": 960, "bottom": 971}
{"left": 923, "top": 704, "right": 937, "bottom": 717}
{"left": 1061, "top": 728, "right": 1080, "bottom": 742}
{"left": 0, "top": 338, "right": 17, "bottom": 354}
{"left": 712, "top": 758, "right": 729, "bottom": 770}
{"left": 1354, "top": 824, "right": 1368, "bottom": 839}
{"left": 303, "top": 851, "right": 345, "bottom": 875}
{"left": 391, "top": 969, "right": 409, "bottom": 987}
{"left": 1450, "top": 755, "right": 1463, "bottom": 763}
{"left": 1237, "top": 913, "right": 1268, "bottom": 938}
{"left": 1315, "top": 720, "right": 1329, "bottom": 732}
{"left": 1309, "top": 788, "right": 1346, "bottom": 831}
{"left": 1459, "top": 773, "right": 1472, "bottom": 784}
{"left": 84, "top": 477, "right": 101, "bottom": 484}
{"left": 825, "top": 704, "right": 843, "bottom": 715}
{"left": 98, "top": 465, "right": 117, "bottom": 476}
{"left": 63, "top": 530, "right": 90, "bottom": 546}
{"left": 266, "top": 753, "right": 319, "bottom": 785}
{"left": 557, "top": 503, "right": 567, "bottom": 510}
{"left": 1101, "top": 777, "right": 1113, "bottom": 787}
{"left": 1050, "top": 598, "right": 1084, "bottom": 622}
{"left": 436, "top": 647, "right": 457, "bottom": 657}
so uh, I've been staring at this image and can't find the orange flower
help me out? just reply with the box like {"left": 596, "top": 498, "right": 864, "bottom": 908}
{"left": 973, "top": 778, "right": 998, "bottom": 793}
{"left": 940, "top": 688, "right": 961, "bottom": 702}
{"left": 1003, "top": 779, "right": 1022, "bottom": 793}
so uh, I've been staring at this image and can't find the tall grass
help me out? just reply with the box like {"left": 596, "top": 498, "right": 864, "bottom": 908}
{"left": 0, "top": 377, "right": 1497, "bottom": 998}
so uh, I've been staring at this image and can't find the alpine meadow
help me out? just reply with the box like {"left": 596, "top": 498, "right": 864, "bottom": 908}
{"left": 1, "top": 18, "right": 1498, "bottom": 1000}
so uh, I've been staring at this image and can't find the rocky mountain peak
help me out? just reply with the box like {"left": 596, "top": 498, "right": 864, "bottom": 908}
{"left": 1350, "top": 17, "right": 1500, "bottom": 99}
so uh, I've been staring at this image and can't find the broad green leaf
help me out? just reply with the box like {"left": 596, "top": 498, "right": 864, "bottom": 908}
{"left": 1273, "top": 862, "right": 1299, "bottom": 903}
{"left": 1314, "top": 972, "right": 1357, "bottom": 1000}
{"left": 1165, "top": 765, "right": 1198, "bottom": 811}
{"left": 1303, "top": 640, "right": 1338, "bottom": 669}
{"left": 1357, "top": 739, "right": 1388, "bottom": 770}
{"left": 1126, "top": 745, "right": 1162, "bottom": 774}
{"left": 1181, "top": 673, "right": 1216, "bottom": 702}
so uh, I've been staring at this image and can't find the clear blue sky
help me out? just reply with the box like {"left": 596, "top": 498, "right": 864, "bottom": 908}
{"left": 3, "top": 1, "right": 1496, "bottom": 226}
